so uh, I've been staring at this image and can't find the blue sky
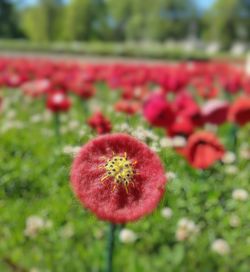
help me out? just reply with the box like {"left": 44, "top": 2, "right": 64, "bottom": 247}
{"left": 16, "top": 0, "right": 216, "bottom": 10}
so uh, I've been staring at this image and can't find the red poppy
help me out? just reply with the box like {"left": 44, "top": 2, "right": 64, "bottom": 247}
{"left": 185, "top": 131, "right": 225, "bottom": 169}
{"left": 202, "top": 99, "right": 229, "bottom": 125}
{"left": 173, "top": 91, "right": 203, "bottom": 127}
{"left": 143, "top": 93, "right": 175, "bottom": 128}
{"left": 87, "top": 111, "right": 112, "bottom": 134}
{"left": 114, "top": 100, "right": 140, "bottom": 115}
{"left": 69, "top": 77, "right": 96, "bottom": 99}
{"left": 167, "top": 116, "right": 194, "bottom": 138}
{"left": 228, "top": 97, "right": 250, "bottom": 126}
{"left": 70, "top": 133, "right": 166, "bottom": 223}
{"left": 46, "top": 91, "right": 71, "bottom": 112}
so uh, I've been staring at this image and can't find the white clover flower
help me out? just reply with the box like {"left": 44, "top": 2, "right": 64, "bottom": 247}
{"left": 229, "top": 215, "right": 241, "bottom": 228}
{"left": 211, "top": 239, "right": 230, "bottom": 255}
{"left": 172, "top": 136, "right": 187, "bottom": 148}
{"left": 176, "top": 218, "right": 199, "bottom": 241}
{"left": 176, "top": 228, "right": 189, "bottom": 241}
{"left": 159, "top": 137, "right": 173, "bottom": 148}
{"left": 79, "top": 129, "right": 86, "bottom": 137}
{"left": 30, "top": 114, "right": 42, "bottom": 123}
{"left": 239, "top": 145, "right": 250, "bottom": 160}
{"left": 6, "top": 110, "right": 16, "bottom": 119}
{"left": 225, "top": 165, "right": 238, "bottom": 175}
{"left": 62, "top": 145, "right": 81, "bottom": 157}
{"left": 59, "top": 224, "right": 74, "bottom": 239}
{"left": 24, "top": 216, "right": 49, "bottom": 238}
{"left": 68, "top": 120, "right": 80, "bottom": 130}
{"left": 222, "top": 152, "right": 236, "bottom": 164}
{"left": 119, "top": 229, "right": 137, "bottom": 244}
{"left": 166, "top": 171, "right": 176, "bottom": 181}
{"left": 43, "top": 111, "right": 52, "bottom": 122}
{"left": 30, "top": 268, "right": 40, "bottom": 272}
{"left": 161, "top": 207, "right": 173, "bottom": 219}
{"left": 232, "top": 189, "right": 249, "bottom": 201}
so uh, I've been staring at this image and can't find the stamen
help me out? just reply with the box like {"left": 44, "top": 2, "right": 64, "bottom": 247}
{"left": 100, "top": 153, "right": 137, "bottom": 193}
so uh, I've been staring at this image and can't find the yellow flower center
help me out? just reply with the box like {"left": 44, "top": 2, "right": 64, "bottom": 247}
{"left": 101, "top": 152, "right": 136, "bottom": 192}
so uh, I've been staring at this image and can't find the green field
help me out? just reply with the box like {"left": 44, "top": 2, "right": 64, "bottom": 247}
{"left": 1, "top": 86, "right": 250, "bottom": 272}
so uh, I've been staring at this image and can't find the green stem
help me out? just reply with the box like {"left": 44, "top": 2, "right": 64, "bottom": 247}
{"left": 105, "top": 223, "right": 116, "bottom": 272}
{"left": 230, "top": 124, "right": 238, "bottom": 153}
{"left": 54, "top": 113, "right": 61, "bottom": 144}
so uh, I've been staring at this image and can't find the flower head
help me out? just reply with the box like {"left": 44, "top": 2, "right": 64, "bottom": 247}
{"left": 119, "top": 228, "right": 137, "bottom": 243}
{"left": 185, "top": 131, "right": 225, "bottom": 169}
{"left": 143, "top": 93, "right": 175, "bottom": 128}
{"left": 202, "top": 99, "right": 229, "bottom": 125}
{"left": 87, "top": 111, "right": 112, "bottom": 134}
{"left": 70, "top": 133, "right": 166, "bottom": 223}
{"left": 228, "top": 96, "right": 250, "bottom": 126}
{"left": 46, "top": 91, "right": 71, "bottom": 112}
{"left": 211, "top": 239, "right": 230, "bottom": 255}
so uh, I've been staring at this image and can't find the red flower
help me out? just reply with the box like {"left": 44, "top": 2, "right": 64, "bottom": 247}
{"left": 46, "top": 91, "right": 71, "bottom": 112}
{"left": 70, "top": 133, "right": 166, "bottom": 223}
{"left": 167, "top": 116, "right": 194, "bottom": 138}
{"left": 69, "top": 77, "right": 96, "bottom": 99}
{"left": 228, "top": 96, "right": 250, "bottom": 126}
{"left": 87, "top": 112, "right": 112, "bottom": 134}
{"left": 114, "top": 100, "right": 140, "bottom": 115}
{"left": 174, "top": 91, "right": 203, "bottom": 127}
{"left": 202, "top": 99, "right": 229, "bottom": 125}
{"left": 185, "top": 131, "right": 225, "bottom": 169}
{"left": 143, "top": 94, "right": 175, "bottom": 127}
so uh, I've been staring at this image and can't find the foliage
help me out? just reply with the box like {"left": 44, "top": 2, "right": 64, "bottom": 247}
{"left": 203, "top": 0, "right": 250, "bottom": 48}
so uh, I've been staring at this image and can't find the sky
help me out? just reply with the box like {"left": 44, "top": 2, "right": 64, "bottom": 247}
{"left": 15, "top": 0, "right": 216, "bottom": 10}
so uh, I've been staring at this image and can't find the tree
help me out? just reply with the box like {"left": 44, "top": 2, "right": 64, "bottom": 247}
{"left": 203, "top": 0, "right": 250, "bottom": 48}
{"left": 125, "top": 0, "right": 197, "bottom": 41}
{"left": 63, "top": 0, "right": 106, "bottom": 41}
{"left": 21, "top": 0, "right": 64, "bottom": 42}
{"left": 0, "top": 0, "right": 24, "bottom": 38}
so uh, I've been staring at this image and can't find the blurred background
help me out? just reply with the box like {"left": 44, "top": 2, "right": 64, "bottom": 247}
{"left": 1, "top": 0, "right": 250, "bottom": 58}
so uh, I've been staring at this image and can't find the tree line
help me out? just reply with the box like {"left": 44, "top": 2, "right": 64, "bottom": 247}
{"left": 1, "top": 0, "right": 250, "bottom": 48}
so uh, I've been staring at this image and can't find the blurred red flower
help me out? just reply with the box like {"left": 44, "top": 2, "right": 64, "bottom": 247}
{"left": 70, "top": 133, "right": 166, "bottom": 223}
{"left": 185, "top": 131, "right": 225, "bottom": 169}
{"left": 46, "top": 91, "right": 71, "bottom": 112}
{"left": 115, "top": 100, "right": 140, "bottom": 115}
{"left": 228, "top": 96, "right": 250, "bottom": 126}
{"left": 143, "top": 93, "right": 175, "bottom": 127}
{"left": 87, "top": 111, "right": 112, "bottom": 134}
{"left": 167, "top": 116, "right": 194, "bottom": 138}
{"left": 202, "top": 99, "right": 229, "bottom": 125}
{"left": 21, "top": 79, "right": 51, "bottom": 98}
{"left": 174, "top": 91, "right": 203, "bottom": 127}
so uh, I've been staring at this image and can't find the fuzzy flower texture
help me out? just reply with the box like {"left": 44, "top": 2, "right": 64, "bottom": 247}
{"left": 70, "top": 133, "right": 166, "bottom": 223}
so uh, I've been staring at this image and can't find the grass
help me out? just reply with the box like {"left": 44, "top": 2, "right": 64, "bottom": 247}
{"left": 0, "top": 39, "right": 246, "bottom": 61}
{"left": 0, "top": 85, "right": 250, "bottom": 272}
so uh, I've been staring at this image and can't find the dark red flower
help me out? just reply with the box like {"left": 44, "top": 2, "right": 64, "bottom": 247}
{"left": 87, "top": 111, "right": 112, "bottom": 134}
{"left": 70, "top": 133, "right": 166, "bottom": 223}
{"left": 143, "top": 94, "right": 175, "bottom": 127}
{"left": 202, "top": 99, "right": 229, "bottom": 125}
{"left": 185, "top": 131, "right": 225, "bottom": 169}
{"left": 228, "top": 96, "right": 250, "bottom": 126}
{"left": 46, "top": 91, "right": 71, "bottom": 112}
{"left": 174, "top": 91, "right": 203, "bottom": 127}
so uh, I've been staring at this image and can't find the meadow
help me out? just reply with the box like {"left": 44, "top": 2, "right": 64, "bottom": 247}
{"left": 0, "top": 57, "right": 250, "bottom": 272}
